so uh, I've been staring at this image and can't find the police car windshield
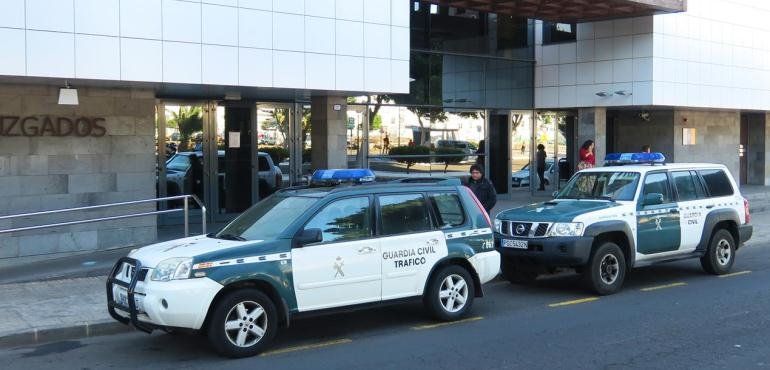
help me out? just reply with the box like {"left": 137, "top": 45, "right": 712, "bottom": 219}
{"left": 556, "top": 171, "right": 640, "bottom": 201}
{"left": 215, "top": 196, "right": 317, "bottom": 241}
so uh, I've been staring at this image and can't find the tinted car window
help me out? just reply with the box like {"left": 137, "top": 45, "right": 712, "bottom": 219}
{"left": 699, "top": 169, "right": 734, "bottom": 197}
{"left": 642, "top": 173, "right": 671, "bottom": 204}
{"left": 672, "top": 171, "right": 699, "bottom": 201}
{"left": 258, "top": 156, "right": 270, "bottom": 171}
{"left": 304, "top": 197, "right": 371, "bottom": 243}
{"left": 429, "top": 193, "right": 465, "bottom": 229}
{"left": 379, "top": 194, "right": 432, "bottom": 235}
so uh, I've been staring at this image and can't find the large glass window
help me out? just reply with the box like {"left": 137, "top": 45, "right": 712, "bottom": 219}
{"left": 363, "top": 105, "right": 485, "bottom": 179}
{"left": 304, "top": 197, "right": 372, "bottom": 243}
{"left": 542, "top": 22, "right": 576, "bottom": 44}
{"left": 410, "top": 1, "right": 532, "bottom": 57}
{"left": 379, "top": 194, "right": 432, "bottom": 235}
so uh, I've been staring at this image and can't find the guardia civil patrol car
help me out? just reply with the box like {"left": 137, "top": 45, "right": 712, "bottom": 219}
{"left": 494, "top": 153, "right": 753, "bottom": 295}
{"left": 107, "top": 169, "right": 499, "bottom": 357}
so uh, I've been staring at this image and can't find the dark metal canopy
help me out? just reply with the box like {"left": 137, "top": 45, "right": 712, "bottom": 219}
{"left": 426, "top": 0, "right": 686, "bottom": 22}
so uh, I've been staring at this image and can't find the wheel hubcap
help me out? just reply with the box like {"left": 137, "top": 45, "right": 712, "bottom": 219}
{"left": 439, "top": 274, "right": 469, "bottom": 313}
{"left": 224, "top": 301, "right": 267, "bottom": 348}
{"left": 716, "top": 239, "right": 732, "bottom": 266}
{"left": 599, "top": 254, "right": 620, "bottom": 285}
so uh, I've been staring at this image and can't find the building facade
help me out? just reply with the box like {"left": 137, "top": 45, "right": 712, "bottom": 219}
{"left": 11, "top": 0, "right": 754, "bottom": 263}
{"left": 534, "top": 0, "right": 770, "bottom": 185}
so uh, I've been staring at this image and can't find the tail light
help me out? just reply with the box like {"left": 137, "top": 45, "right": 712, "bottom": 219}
{"left": 464, "top": 187, "right": 492, "bottom": 228}
{"left": 744, "top": 198, "right": 751, "bottom": 224}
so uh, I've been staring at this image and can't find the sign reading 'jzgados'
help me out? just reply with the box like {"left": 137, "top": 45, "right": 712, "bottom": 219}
{"left": 0, "top": 116, "right": 107, "bottom": 137}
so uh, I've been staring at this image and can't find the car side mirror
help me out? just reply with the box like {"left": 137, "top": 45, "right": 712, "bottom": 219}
{"left": 294, "top": 228, "right": 322, "bottom": 247}
{"left": 643, "top": 193, "right": 664, "bottom": 206}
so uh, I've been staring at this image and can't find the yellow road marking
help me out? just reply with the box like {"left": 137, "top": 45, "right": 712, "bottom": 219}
{"left": 640, "top": 282, "right": 687, "bottom": 292}
{"left": 547, "top": 297, "right": 599, "bottom": 307}
{"left": 411, "top": 316, "right": 483, "bottom": 330}
{"left": 260, "top": 338, "right": 352, "bottom": 357}
{"left": 718, "top": 270, "right": 752, "bottom": 278}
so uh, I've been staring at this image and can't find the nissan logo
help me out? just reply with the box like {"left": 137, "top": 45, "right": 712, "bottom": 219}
{"left": 515, "top": 224, "right": 526, "bottom": 235}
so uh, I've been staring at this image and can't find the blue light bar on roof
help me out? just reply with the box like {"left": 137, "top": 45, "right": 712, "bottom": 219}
{"left": 311, "top": 168, "right": 376, "bottom": 185}
{"left": 604, "top": 152, "right": 666, "bottom": 165}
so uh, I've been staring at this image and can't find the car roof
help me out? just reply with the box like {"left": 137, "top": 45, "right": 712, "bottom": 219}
{"left": 585, "top": 163, "right": 729, "bottom": 173}
{"left": 278, "top": 182, "right": 463, "bottom": 198}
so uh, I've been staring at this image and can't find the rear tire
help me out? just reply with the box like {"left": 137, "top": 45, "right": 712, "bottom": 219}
{"left": 206, "top": 289, "right": 278, "bottom": 358}
{"left": 424, "top": 265, "right": 475, "bottom": 321}
{"left": 584, "top": 242, "right": 626, "bottom": 295}
{"left": 700, "top": 229, "right": 735, "bottom": 275}
{"left": 500, "top": 256, "right": 539, "bottom": 284}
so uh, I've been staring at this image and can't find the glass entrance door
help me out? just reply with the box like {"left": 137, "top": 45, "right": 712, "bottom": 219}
{"left": 256, "top": 103, "right": 307, "bottom": 186}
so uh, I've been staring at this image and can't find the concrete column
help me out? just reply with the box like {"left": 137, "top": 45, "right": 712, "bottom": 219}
{"left": 764, "top": 113, "right": 770, "bottom": 185}
{"left": 577, "top": 107, "right": 607, "bottom": 167}
{"left": 310, "top": 96, "right": 348, "bottom": 171}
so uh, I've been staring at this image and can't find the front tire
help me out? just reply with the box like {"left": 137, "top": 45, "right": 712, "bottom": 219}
{"left": 424, "top": 265, "right": 475, "bottom": 321}
{"left": 207, "top": 289, "right": 278, "bottom": 358}
{"left": 700, "top": 229, "right": 735, "bottom": 275}
{"left": 584, "top": 242, "right": 626, "bottom": 295}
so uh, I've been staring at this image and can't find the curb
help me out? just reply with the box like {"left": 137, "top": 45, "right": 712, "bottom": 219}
{"left": 0, "top": 321, "right": 134, "bottom": 349}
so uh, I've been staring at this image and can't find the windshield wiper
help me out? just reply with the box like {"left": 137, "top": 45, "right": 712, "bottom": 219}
{"left": 213, "top": 233, "right": 247, "bottom": 241}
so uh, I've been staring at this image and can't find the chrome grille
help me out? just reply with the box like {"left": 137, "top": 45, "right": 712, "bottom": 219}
{"left": 499, "top": 221, "right": 551, "bottom": 238}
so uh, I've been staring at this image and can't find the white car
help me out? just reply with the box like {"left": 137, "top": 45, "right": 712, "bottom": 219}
{"left": 107, "top": 171, "right": 500, "bottom": 358}
{"left": 511, "top": 160, "right": 555, "bottom": 188}
{"left": 496, "top": 153, "right": 753, "bottom": 295}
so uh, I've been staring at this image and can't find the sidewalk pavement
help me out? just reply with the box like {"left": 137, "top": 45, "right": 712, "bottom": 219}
{"left": 0, "top": 194, "right": 766, "bottom": 349}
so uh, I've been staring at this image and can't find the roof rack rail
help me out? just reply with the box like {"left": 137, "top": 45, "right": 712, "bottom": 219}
{"left": 389, "top": 177, "right": 462, "bottom": 186}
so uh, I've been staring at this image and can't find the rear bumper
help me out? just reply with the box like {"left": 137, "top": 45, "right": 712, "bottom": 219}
{"left": 495, "top": 234, "right": 594, "bottom": 267}
{"left": 739, "top": 224, "right": 753, "bottom": 245}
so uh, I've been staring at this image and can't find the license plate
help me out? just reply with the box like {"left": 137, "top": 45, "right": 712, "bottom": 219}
{"left": 502, "top": 239, "right": 528, "bottom": 250}
{"left": 116, "top": 287, "right": 129, "bottom": 307}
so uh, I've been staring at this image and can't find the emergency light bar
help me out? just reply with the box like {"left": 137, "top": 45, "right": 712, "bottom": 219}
{"left": 604, "top": 152, "right": 666, "bottom": 166}
{"left": 310, "top": 168, "right": 376, "bottom": 186}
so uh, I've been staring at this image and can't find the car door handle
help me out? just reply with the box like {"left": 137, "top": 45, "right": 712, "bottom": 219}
{"left": 357, "top": 246, "right": 376, "bottom": 254}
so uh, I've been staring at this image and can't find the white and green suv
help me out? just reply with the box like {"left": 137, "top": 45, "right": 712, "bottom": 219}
{"left": 107, "top": 171, "right": 500, "bottom": 358}
{"left": 494, "top": 155, "right": 753, "bottom": 295}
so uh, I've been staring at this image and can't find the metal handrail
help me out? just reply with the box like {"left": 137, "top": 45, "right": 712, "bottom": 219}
{"left": 0, "top": 195, "right": 207, "bottom": 237}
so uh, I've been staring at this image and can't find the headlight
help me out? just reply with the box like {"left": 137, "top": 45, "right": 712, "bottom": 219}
{"left": 548, "top": 222, "right": 584, "bottom": 237}
{"left": 494, "top": 218, "right": 502, "bottom": 233}
{"left": 151, "top": 258, "right": 193, "bottom": 282}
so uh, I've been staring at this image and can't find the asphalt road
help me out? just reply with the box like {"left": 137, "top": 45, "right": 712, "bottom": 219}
{"left": 2, "top": 240, "right": 769, "bottom": 369}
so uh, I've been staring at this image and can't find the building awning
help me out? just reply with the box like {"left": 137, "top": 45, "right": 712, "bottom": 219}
{"left": 426, "top": 0, "right": 686, "bottom": 22}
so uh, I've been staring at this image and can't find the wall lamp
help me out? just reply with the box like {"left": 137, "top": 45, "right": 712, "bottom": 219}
{"left": 595, "top": 91, "right": 610, "bottom": 97}
{"left": 58, "top": 81, "right": 79, "bottom": 105}
{"left": 614, "top": 90, "right": 633, "bottom": 96}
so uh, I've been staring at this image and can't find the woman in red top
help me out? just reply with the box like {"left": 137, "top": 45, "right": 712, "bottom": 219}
{"left": 578, "top": 140, "right": 595, "bottom": 170}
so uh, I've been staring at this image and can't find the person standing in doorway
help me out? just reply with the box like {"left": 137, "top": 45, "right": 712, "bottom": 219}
{"left": 641, "top": 144, "right": 651, "bottom": 153}
{"left": 536, "top": 144, "right": 547, "bottom": 191}
{"left": 578, "top": 140, "right": 595, "bottom": 170}
{"left": 465, "top": 164, "right": 497, "bottom": 214}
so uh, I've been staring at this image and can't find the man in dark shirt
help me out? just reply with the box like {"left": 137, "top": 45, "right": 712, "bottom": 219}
{"left": 465, "top": 164, "right": 497, "bottom": 214}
